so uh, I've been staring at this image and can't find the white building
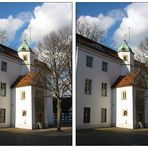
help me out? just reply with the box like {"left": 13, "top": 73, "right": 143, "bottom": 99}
{"left": 76, "top": 34, "right": 148, "bottom": 129}
{"left": 0, "top": 39, "right": 53, "bottom": 129}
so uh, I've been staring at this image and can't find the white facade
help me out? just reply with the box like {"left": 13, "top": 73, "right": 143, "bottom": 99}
{"left": 76, "top": 45, "right": 121, "bottom": 129}
{"left": 76, "top": 34, "right": 148, "bottom": 129}
{"left": 115, "top": 86, "right": 134, "bottom": 128}
{"left": 15, "top": 86, "right": 33, "bottom": 129}
{"left": 0, "top": 41, "right": 53, "bottom": 129}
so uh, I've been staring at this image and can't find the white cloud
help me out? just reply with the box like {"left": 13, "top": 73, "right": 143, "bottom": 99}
{"left": 0, "top": 15, "right": 24, "bottom": 40}
{"left": 107, "top": 9, "right": 125, "bottom": 21}
{"left": 17, "top": 11, "right": 33, "bottom": 23}
{"left": 77, "top": 8, "right": 125, "bottom": 40}
{"left": 113, "top": 3, "right": 148, "bottom": 53}
{"left": 23, "top": 3, "right": 72, "bottom": 44}
{"left": 77, "top": 14, "right": 115, "bottom": 35}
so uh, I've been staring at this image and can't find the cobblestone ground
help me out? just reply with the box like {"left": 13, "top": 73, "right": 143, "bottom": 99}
{"left": 77, "top": 127, "right": 148, "bottom": 145}
{"left": 0, "top": 127, "right": 72, "bottom": 145}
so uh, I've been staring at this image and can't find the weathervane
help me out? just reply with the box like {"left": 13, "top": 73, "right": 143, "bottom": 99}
{"left": 24, "top": 33, "right": 27, "bottom": 41}
{"left": 123, "top": 33, "right": 127, "bottom": 40}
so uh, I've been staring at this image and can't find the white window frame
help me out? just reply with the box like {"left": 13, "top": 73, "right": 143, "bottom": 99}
{"left": 86, "top": 55, "right": 93, "bottom": 68}
{"left": 102, "top": 61, "right": 108, "bottom": 72}
{"left": 21, "top": 91, "right": 26, "bottom": 100}
{"left": 0, "top": 108, "right": 6, "bottom": 123}
{"left": 85, "top": 79, "right": 92, "bottom": 95}
{"left": 22, "top": 110, "right": 27, "bottom": 116}
{"left": 121, "top": 91, "right": 127, "bottom": 100}
{"left": 123, "top": 110, "right": 128, "bottom": 116}
{"left": 0, "top": 82, "right": 6, "bottom": 96}
{"left": 101, "top": 83, "right": 107, "bottom": 96}
{"left": 101, "top": 108, "right": 107, "bottom": 123}
{"left": 1, "top": 61, "right": 7, "bottom": 72}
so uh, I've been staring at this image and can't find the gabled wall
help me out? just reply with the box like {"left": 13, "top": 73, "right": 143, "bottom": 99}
{"left": 15, "top": 86, "right": 33, "bottom": 129}
{"left": 116, "top": 86, "right": 134, "bottom": 129}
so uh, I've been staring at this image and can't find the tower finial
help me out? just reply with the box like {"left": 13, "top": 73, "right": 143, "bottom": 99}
{"left": 123, "top": 33, "right": 127, "bottom": 41}
{"left": 24, "top": 33, "right": 27, "bottom": 41}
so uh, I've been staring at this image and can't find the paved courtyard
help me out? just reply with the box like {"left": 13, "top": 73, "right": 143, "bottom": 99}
{"left": 77, "top": 127, "right": 148, "bottom": 145}
{"left": 0, "top": 127, "right": 72, "bottom": 145}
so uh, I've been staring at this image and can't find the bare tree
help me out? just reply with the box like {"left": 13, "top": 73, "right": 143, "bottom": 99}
{"left": 76, "top": 17, "right": 105, "bottom": 42}
{"left": 136, "top": 37, "right": 148, "bottom": 67}
{"left": 36, "top": 26, "right": 72, "bottom": 131}
{"left": 0, "top": 29, "right": 7, "bottom": 45}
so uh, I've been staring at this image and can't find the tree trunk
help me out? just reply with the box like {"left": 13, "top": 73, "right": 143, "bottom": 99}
{"left": 56, "top": 98, "right": 62, "bottom": 131}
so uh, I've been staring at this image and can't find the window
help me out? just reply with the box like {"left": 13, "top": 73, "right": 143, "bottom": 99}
{"left": 121, "top": 91, "right": 127, "bottom": 99}
{"left": 22, "top": 110, "right": 27, "bottom": 116}
{"left": 101, "top": 108, "right": 107, "bottom": 123}
{"left": 23, "top": 55, "right": 28, "bottom": 61}
{"left": 86, "top": 56, "right": 93, "bottom": 67}
{"left": 123, "top": 55, "right": 128, "bottom": 61}
{"left": 0, "top": 83, "right": 6, "bottom": 96}
{"left": 102, "top": 61, "right": 108, "bottom": 72}
{"left": 83, "top": 107, "right": 90, "bottom": 123}
{"left": 123, "top": 110, "right": 128, "bottom": 116}
{"left": 101, "top": 83, "right": 107, "bottom": 96}
{"left": 21, "top": 91, "right": 26, "bottom": 100}
{"left": 1, "top": 61, "right": 7, "bottom": 72}
{"left": 85, "top": 79, "right": 92, "bottom": 95}
{"left": 0, "top": 109, "right": 6, "bottom": 123}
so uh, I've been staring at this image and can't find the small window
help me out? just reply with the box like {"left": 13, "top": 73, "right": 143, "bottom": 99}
{"left": 0, "top": 108, "right": 6, "bottom": 123}
{"left": 123, "top": 55, "right": 128, "bottom": 61}
{"left": 1, "top": 61, "right": 7, "bottom": 72}
{"left": 0, "top": 83, "right": 6, "bottom": 96}
{"left": 86, "top": 56, "right": 93, "bottom": 68}
{"left": 101, "top": 108, "right": 107, "bottom": 123}
{"left": 85, "top": 79, "right": 92, "bottom": 95}
{"left": 102, "top": 61, "right": 108, "bottom": 72}
{"left": 121, "top": 91, "right": 127, "bottom": 99}
{"left": 23, "top": 55, "right": 28, "bottom": 61}
{"left": 22, "top": 110, "right": 27, "bottom": 116}
{"left": 21, "top": 91, "right": 26, "bottom": 100}
{"left": 83, "top": 107, "right": 90, "bottom": 123}
{"left": 123, "top": 110, "right": 128, "bottom": 116}
{"left": 101, "top": 83, "right": 107, "bottom": 96}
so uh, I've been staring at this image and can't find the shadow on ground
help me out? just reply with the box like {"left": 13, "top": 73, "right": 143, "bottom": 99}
{"left": 0, "top": 126, "right": 72, "bottom": 146}
{"left": 76, "top": 127, "right": 148, "bottom": 146}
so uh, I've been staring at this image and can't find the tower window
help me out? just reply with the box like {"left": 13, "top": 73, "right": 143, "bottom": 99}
{"left": 123, "top": 110, "right": 128, "bottom": 116}
{"left": 123, "top": 55, "right": 128, "bottom": 61}
{"left": 23, "top": 55, "right": 28, "bottom": 61}
{"left": 121, "top": 91, "right": 127, "bottom": 100}
{"left": 21, "top": 91, "right": 26, "bottom": 100}
{"left": 22, "top": 110, "right": 27, "bottom": 116}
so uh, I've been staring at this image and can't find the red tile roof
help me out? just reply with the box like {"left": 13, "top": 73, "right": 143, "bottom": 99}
{"left": 111, "top": 72, "right": 139, "bottom": 88}
{"left": 11, "top": 72, "right": 38, "bottom": 88}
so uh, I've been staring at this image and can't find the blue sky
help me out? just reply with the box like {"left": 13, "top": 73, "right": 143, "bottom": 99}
{"left": 0, "top": 2, "right": 72, "bottom": 51}
{"left": 76, "top": 2, "right": 148, "bottom": 53}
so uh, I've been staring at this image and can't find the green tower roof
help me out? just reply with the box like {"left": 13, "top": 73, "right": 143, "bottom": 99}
{"left": 117, "top": 40, "right": 133, "bottom": 53}
{"left": 18, "top": 38, "right": 32, "bottom": 52}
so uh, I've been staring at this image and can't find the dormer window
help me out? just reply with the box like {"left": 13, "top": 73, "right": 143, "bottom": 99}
{"left": 23, "top": 55, "right": 28, "bottom": 61}
{"left": 123, "top": 55, "right": 128, "bottom": 61}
